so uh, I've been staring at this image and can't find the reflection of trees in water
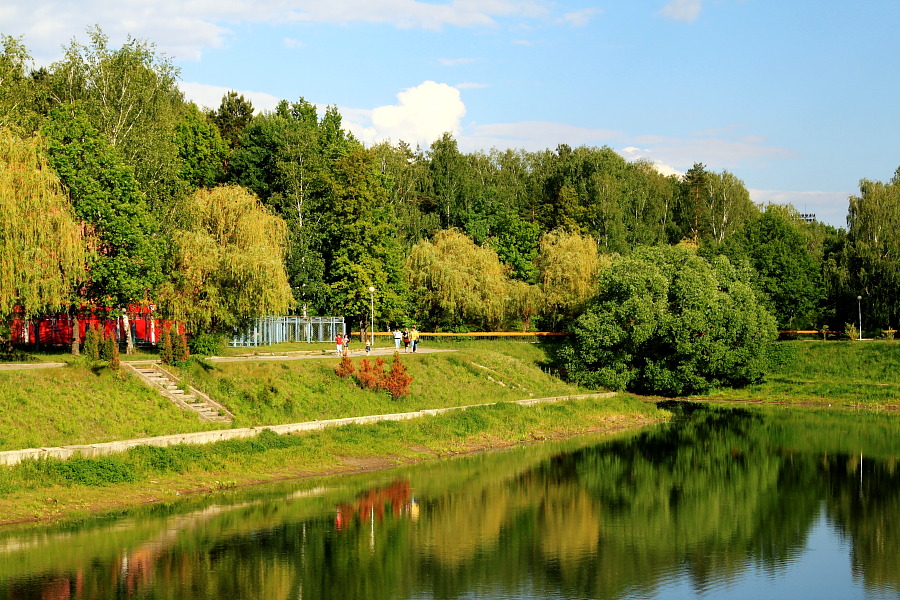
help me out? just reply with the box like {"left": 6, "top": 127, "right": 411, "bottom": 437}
{"left": 824, "top": 452, "right": 900, "bottom": 596}
{"left": 2, "top": 405, "right": 898, "bottom": 600}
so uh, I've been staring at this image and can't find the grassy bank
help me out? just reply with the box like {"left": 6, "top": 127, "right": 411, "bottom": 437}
{"left": 0, "top": 339, "right": 670, "bottom": 524}
{"left": 0, "top": 394, "right": 665, "bottom": 525}
{"left": 3, "top": 338, "right": 897, "bottom": 526}
{"left": 177, "top": 340, "right": 584, "bottom": 427}
{"left": 704, "top": 339, "right": 900, "bottom": 407}
{"left": 0, "top": 340, "right": 586, "bottom": 451}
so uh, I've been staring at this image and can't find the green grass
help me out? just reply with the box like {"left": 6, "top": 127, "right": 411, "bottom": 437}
{"left": 705, "top": 340, "right": 900, "bottom": 406}
{"left": 0, "top": 365, "right": 224, "bottom": 451}
{"left": 0, "top": 394, "right": 665, "bottom": 523}
{"left": 0, "top": 340, "right": 587, "bottom": 451}
{"left": 174, "top": 340, "right": 589, "bottom": 428}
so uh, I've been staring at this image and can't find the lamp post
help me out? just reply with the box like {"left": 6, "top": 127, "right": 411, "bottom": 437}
{"left": 857, "top": 295, "right": 863, "bottom": 341}
{"left": 369, "top": 286, "right": 375, "bottom": 349}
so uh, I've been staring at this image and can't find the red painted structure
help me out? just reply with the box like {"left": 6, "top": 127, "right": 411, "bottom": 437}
{"left": 9, "top": 305, "right": 178, "bottom": 347}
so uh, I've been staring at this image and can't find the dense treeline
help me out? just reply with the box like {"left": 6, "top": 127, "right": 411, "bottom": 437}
{"left": 2, "top": 29, "right": 898, "bottom": 352}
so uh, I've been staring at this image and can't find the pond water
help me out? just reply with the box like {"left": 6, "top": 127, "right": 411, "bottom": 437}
{"left": 1, "top": 403, "right": 898, "bottom": 600}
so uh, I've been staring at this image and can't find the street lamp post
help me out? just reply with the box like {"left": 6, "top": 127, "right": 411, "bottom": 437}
{"left": 369, "top": 286, "right": 376, "bottom": 349}
{"left": 857, "top": 295, "right": 863, "bottom": 341}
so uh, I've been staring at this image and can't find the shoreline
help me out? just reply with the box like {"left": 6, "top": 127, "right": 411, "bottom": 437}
{"left": 0, "top": 402, "right": 665, "bottom": 528}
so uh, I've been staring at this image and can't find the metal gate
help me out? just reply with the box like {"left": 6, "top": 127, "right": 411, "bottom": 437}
{"left": 230, "top": 316, "right": 345, "bottom": 347}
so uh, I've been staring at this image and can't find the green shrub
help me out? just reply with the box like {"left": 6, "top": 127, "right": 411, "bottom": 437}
{"left": 50, "top": 455, "right": 138, "bottom": 486}
{"left": 189, "top": 332, "right": 226, "bottom": 356}
{"left": 83, "top": 323, "right": 102, "bottom": 361}
{"left": 563, "top": 246, "right": 778, "bottom": 396}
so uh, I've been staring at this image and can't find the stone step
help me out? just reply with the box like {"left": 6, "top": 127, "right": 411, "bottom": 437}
{"left": 127, "top": 363, "right": 233, "bottom": 424}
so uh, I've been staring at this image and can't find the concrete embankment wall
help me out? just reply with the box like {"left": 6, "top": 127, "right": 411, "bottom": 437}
{"left": 0, "top": 394, "right": 611, "bottom": 467}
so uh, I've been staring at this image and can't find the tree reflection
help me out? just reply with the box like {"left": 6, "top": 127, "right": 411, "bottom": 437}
{"left": 1, "top": 404, "right": 898, "bottom": 599}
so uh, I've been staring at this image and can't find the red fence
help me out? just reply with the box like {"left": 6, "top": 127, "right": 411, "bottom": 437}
{"left": 9, "top": 306, "right": 173, "bottom": 347}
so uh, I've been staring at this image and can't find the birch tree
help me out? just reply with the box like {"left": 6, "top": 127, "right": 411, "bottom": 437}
{"left": 48, "top": 27, "right": 184, "bottom": 207}
{"left": 843, "top": 168, "right": 900, "bottom": 328}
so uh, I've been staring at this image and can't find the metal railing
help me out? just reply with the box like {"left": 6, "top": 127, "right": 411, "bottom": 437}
{"left": 230, "top": 316, "right": 346, "bottom": 347}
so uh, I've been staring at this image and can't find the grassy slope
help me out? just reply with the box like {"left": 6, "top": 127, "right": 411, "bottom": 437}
{"left": 0, "top": 340, "right": 666, "bottom": 524}
{"left": 0, "top": 341, "right": 588, "bottom": 452}
{"left": 177, "top": 341, "right": 586, "bottom": 427}
{"left": 704, "top": 340, "right": 900, "bottom": 407}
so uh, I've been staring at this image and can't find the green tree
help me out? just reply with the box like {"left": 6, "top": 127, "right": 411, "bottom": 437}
{"left": 158, "top": 184, "right": 294, "bottom": 334}
{"left": 320, "top": 147, "right": 409, "bottom": 339}
{"left": 47, "top": 27, "right": 186, "bottom": 208}
{"left": 677, "top": 162, "right": 708, "bottom": 243}
{"left": 563, "top": 245, "right": 777, "bottom": 395}
{"left": 0, "top": 35, "right": 43, "bottom": 133}
{"left": 0, "top": 129, "right": 85, "bottom": 342}
{"left": 175, "top": 103, "right": 227, "bottom": 188}
{"left": 371, "top": 139, "right": 438, "bottom": 244}
{"left": 229, "top": 98, "right": 336, "bottom": 311}
{"left": 426, "top": 132, "right": 468, "bottom": 229}
{"left": 720, "top": 205, "right": 824, "bottom": 329}
{"left": 210, "top": 90, "right": 254, "bottom": 151}
{"left": 842, "top": 167, "right": 900, "bottom": 329}
{"left": 42, "top": 105, "right": 166, "bottom": 352}
{"left": 705, "top": 170, "right": 756, "bottom": 243}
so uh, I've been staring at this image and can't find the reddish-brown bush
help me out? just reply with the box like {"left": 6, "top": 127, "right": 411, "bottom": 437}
{"left": 334, "top": 355, "right": 355, "bottom": 378}
{"left": 339, "top": 352, "right": 413, "bottom": 399}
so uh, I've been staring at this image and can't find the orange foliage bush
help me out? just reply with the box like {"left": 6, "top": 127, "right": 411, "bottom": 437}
{"left": 340, "top": 352, "right": 413, "bottom": 399}
{"left": 335, "top": 355, "right": 355, "bottom": 378}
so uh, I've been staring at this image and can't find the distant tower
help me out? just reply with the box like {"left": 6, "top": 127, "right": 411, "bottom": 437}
{"left": 799, "top": 213, "right": 816, "bottom": 224}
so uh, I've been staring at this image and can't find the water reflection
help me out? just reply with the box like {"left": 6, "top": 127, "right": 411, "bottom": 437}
{"left": 1, "top": 403, "right": 898, "bottom": 599}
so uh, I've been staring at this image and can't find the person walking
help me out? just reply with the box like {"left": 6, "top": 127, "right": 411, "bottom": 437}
{"left": 402, "top": 328, "right": 410, "bottom": 353}
{"left": 409, "top": 326, "right": 420, "bottom": 353}
{"left": 343, "top": 332, "right": 351, "bottom": 356}
{"left": 393, "top": 327, "right": 402, "bottom": 350}
{"left": 335, "top": 332, "right": 344, "bottom": 356}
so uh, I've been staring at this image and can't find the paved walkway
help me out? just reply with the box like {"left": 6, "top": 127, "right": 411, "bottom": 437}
{"left": 209, "top": 346, "right": 451, "bottom": 362}
{"left": 0, "top": 362, "right": 66, "bottom": 370}
{"left": 0, "top": 346, "right": 450, "bottom": 370}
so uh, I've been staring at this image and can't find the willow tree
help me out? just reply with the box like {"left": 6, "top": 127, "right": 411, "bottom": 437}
{"left": 158, "top": 184, "right": 293, "bottom": 334}
{"left": 406, "top": 229, "right": 516, "bottom": 331}
{"left": 536, "top": 229, "right": 604, "bottom": 330}
{"left": 0, "top": 129, "right": 84, "bottom": 345}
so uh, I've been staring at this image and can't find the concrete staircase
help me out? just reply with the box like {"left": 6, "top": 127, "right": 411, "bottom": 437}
{"left": 126, "top": 363, "right": 234, "bottom": 424}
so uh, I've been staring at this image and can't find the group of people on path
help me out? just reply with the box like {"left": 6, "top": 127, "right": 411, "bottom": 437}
{"left": 334, "top": 326, "right": 419, "bottom": 356}
{"left": 392, "top": 327, "right": 419, "bottom": 353}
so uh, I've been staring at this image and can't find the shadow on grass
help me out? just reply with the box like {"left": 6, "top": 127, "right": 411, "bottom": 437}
{"left": 534, "top": 339, "right": 569, "bottom": 380}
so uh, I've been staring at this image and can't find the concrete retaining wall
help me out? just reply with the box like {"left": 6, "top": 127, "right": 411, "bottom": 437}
{"left": 0, "top": 393, "right": 612, "bottom": 467}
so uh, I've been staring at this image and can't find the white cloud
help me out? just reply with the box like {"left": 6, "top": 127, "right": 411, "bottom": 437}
{"left": 628, "top": 133, "right": 794, "bottom": 170}
{"left": 179, "top": 81, "right": 282, "bottom": 113}
{"left": 4, "top": 0, "right": 552, "bottom": 63}
{"left": 345, "top": 81, "right": 467, "bottom": 147}
{"left": 560, "top": 8, "right": 601, "bottom": 28}
{"left": 658, "top": 0, "right": 704, "bottom": 22}
{"left": 283, "top": 37, "right": 306, "bottom": 49}
{"left": 439, "top": 57, "right": 477, "bottom": 66}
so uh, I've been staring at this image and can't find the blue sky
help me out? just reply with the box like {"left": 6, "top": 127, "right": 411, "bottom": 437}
{"left": 5, "top": 0, "right": 900, "bottom": 228}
